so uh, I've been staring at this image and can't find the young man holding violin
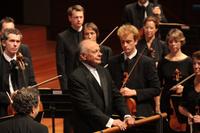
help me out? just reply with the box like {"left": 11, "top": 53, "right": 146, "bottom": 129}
{"left": 0, "top": 28, "right": 36, "bottom": 117}
{"left": 108, "top": 24, "right": 160, "bottom": 133}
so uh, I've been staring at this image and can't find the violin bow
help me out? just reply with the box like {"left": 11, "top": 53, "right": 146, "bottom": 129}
{"left": 169, "top": 73, "right": 195, "bottom": 91}
{"left": 99, "top": 26, "right": 118, "bottom": 46}
{"left": 6, "top": 91, "right": 13, "bottom": 104}
{"left": 122, "top": 47, "right": 147, "bottom": 88}
{"left": 31, "top": 75, "right": 62, "bottom": 88}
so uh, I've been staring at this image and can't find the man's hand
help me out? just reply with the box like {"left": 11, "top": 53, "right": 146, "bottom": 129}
{"left": 112, "top": 119, "right": 127, "bottom": 131}
{"left": 175, "top": 85, "right": 184, "bottom": 94}
{"left": 152, "top": 6, "right": 161, "bottom": 15}
{"left": 193, "top": 115, "right": 200, "bottom": 123}
{"left": 124, "top": 116, "right": 135, "bottom": 127}
{"left": 120, "top": 87, "right": 136, "bottom": 97}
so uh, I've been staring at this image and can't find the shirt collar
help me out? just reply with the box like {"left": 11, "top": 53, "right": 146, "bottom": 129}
{"left": 124, "top": 50, "right": 137, "bottom": 60}
{"left": 82, "top": 62, "right": 97, "bottom": 71}
{"left": 3, "top": 52, "right": 17, "bottom": 62}
{"left": 71, "top": 25, "right": 83, "bottom": 32}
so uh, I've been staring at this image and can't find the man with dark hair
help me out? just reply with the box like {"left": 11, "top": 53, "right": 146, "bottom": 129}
{"left": 0, "top": 17, "right": 32, "bottom": 61}
{"left": 0, "top": 28, "right": 36, "bottom": 117}
{"left": 56, "top": 5, "right": 85, "bottom": 132}
{"left": 56, "top": 5, "right": 84, "bottom": 91}
{"left": 0, "top": 87, "right": 48, "bottom": 133}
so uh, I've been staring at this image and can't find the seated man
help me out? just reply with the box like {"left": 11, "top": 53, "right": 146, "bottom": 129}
{"left": 0, "top": 87, "right": 48, "bottom": 133}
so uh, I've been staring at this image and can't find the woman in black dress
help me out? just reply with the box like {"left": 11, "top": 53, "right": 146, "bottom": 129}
{"left": 137, "top": 16, "right": 169, "bottom": 67}
{"left": 158, "top": 28, "right": 193, "bottom": 133}
{"left": 179, "top": 51, "right": 200, "bottom": 133}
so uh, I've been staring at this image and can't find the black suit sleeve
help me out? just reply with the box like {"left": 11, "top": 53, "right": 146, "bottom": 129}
{"left": 56, "top": 35, "right": 68, "bottom": 90}
{"left": 136, "top": 58, "right": 161, "bottom": 102}
{"left": 25, "top": 58, "right": 37, "bottom": 86}
{"left": 69, "top": 70, "right": 110, "bottom": 127}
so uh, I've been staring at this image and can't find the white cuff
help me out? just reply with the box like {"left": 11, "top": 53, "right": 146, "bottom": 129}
{"left": 106, "top": 118, "right": 114, "bottom": 128}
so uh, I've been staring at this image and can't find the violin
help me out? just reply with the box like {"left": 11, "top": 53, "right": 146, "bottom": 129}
{"left": 122, "top": 72, "right": 136, "bottom": 115}
{"left": 169, "top": 73, "right": 195, "bottom": 132}
{"left": 121, "top": 47, "right": 146, "bottom": 115}
{"left": 169, "top": 98, "right": 186, "bottom": 132}
{"left": 6, "top": 92, "right": 15, "bottom": 115}
{"left": 16, "top": 52, "right": 26, "bottom": 70}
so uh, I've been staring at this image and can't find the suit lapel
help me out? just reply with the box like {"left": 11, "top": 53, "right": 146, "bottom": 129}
{"left": 96, "top": 67, "right": 109, "bottom": 110}
{"left": 83, "top": 65, "right": 103, "bottom": 97}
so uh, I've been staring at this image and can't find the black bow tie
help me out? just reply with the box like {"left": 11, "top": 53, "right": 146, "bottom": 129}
{"left": 10, "top": 60, "right": 18, "bottom": 70}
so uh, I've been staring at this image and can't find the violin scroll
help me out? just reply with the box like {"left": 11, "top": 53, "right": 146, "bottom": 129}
{"left": 16, "top": 52, "right": 26, "bottom": 70}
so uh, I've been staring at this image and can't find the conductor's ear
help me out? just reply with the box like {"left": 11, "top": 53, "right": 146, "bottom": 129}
{"left": 80, "top": 53, "right": 86, "bottom": 61}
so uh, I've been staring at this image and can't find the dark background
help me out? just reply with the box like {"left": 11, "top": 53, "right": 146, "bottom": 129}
{"left": 0, "top": 0, "right": 199, "bottom": 54}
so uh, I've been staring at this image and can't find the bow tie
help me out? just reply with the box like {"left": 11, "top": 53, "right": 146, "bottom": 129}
{"left": 10, "top": 60, "right": 18, "bottom": 70}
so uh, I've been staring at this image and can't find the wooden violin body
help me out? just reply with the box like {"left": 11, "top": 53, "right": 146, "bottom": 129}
{"left": 122, "top": 72, "right": 136, "bottom": 115}
{"left": 169, "top": 98, "right": 186, "bottom": 132}
{"left": 126, "top": 98, "right": 136, "bottom": 115}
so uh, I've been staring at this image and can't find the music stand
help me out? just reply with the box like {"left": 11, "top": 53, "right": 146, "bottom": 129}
{"left": 159, "top": 22, "right": 190, "bottom": 41}
{"left": 39, "top": 89, "right": 72, "bottom": 133}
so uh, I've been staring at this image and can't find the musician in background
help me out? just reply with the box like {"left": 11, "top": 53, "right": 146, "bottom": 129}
{"left": 137, "top": 16, "right": 168, "bottom": 67}
{"left": 158, "top": 28, "right": 193, "bottom": 133}
{"left": 69, "top": 39, "right": 134, "bottom": 133}
{"left": 0, "top": 87, "right": 48, "bottom": 133}
{"left": 179, "top": 50, "right": 200, "bottom": 133}
{"left": 0, "top": 17, "right": 32, "bottom": 61}
{"left": 108, "top": 24, "right": 160, "bottom": 133}
{"left": 56, "top": 5, "right": 85, "bottom": 133}
{"left": 122, "top": 0, "right": 167, "bottom": 29}
{"left": 83, "top": 22, "right": 112, "bottom": 66}
{"left": 56, "top": 5, "right": 84, "bottom": 91}
{"left": 137, "top": 16, "right": 169, "bottom": 113}
{"left": 0, "top": 28, "right": 36, "bottom": 117}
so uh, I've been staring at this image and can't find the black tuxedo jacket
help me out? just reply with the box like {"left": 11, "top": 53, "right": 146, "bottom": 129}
{"left": 56, "top": 27, "right": 83, "bottom": 91}
{"left": 68, "top": 63, "right": 129, "bottom": 133}
{"left": 108, "top": 53, "right": 160, "bottom": 117}
{"left": 0, "top": 114, "right": 48, "bottom": 133}
{"left": 0, "top": 55, "right": 36, "bottom": 117}
{"left": 100, "top": 45, "right": 112, "bottom": 66}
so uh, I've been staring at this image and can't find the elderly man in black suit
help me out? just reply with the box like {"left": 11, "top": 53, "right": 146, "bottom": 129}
{"left": 0, "top": 87, "right": 48, "bottom": 133}
{"left": 68, "top": 39, "right": 135, "bottom": 133}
